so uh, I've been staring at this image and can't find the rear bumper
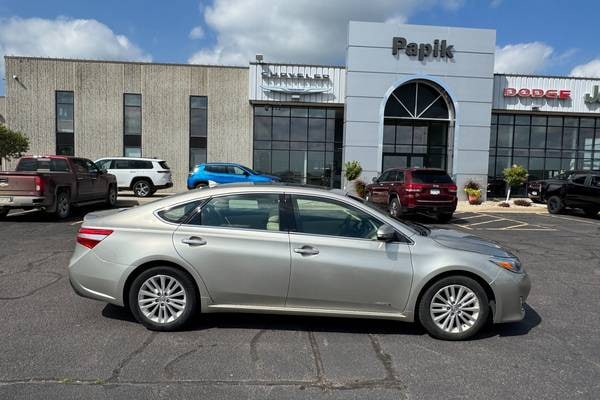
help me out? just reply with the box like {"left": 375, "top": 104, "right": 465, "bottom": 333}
{"left": 155, "top": 182, "right": 173, "bottom": 190}
{"left": 0, "top": 195, "right": 48, "bottom": 209}
{"left": 404, "top": 201, "right": 457, "bottom": 214}
{"left": 490, "top": 270, "right": 531, "bottom": 323}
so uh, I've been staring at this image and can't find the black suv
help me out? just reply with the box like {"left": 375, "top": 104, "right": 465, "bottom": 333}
{"left": 543, "top": 170, "right": 600, "bottom": 216}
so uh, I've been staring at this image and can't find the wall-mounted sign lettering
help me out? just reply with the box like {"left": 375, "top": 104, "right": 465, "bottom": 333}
{"left": 584, "top": 85, "right": 600, "bottom": 103}
{"left": 260, "top": 69, "right": 332, "bottom": 95}
{"left": 503, "top": 88, "right": 571, "bottom": 100}
{"left": 392, "top": 37, "right": 454, "bottom": 60}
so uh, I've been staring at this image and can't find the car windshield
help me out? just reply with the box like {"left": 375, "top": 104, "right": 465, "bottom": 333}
{"left": 346, "top": 194, "right": 427, "bottom": 236}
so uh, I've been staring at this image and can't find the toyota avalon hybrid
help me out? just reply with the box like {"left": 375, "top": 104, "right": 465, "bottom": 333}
{"left": 69, "top": 183, "right": 530, "bottom": 340}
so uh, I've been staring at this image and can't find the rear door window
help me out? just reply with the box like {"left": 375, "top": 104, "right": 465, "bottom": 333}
{"left": 205, "top": 165, "right": 228, "bottom": 174}
{"left": 411, "top": 170, "right": 453, "bottom": 184}
{"left": 114, "top": 160, "right": 131, "bottom": 169}
{"left": 570, "top": 174, "right": 588, "bottom": 185}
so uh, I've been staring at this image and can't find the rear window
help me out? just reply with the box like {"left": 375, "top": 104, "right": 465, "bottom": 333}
{"left": 411, "top": 170, "right": 453, "bottom": 184}
{"left": 157, "top": 200, "right": 203, "bottom": 224}
{"left": 158, "top": 161, "right": 170, "bottom": 170}
{"left": 16, "top": 158, "right": 70, "bottom": 172}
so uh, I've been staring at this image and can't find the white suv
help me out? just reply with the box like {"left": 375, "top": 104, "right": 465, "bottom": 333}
{"left": 94, "top": 157, "right": 173, "bottom": 197}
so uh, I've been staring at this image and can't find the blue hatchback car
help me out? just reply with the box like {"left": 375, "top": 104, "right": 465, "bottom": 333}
{"left": 187, "top": 163, "right": 279, "bottom": 189}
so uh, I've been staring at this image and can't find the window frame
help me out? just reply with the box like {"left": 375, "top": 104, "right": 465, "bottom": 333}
{"left": 55, "top": 91, "right": 75, "bottom": 155}
{"left": 190, "top": 95, "right": 208, "bottom": 171}
{"left": 123, "top": 93, "right": 142, "bottom": 157}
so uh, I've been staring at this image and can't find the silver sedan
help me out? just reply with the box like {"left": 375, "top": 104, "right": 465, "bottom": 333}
{"left": 69, "top": 184, "right": 531, "bottom": 340}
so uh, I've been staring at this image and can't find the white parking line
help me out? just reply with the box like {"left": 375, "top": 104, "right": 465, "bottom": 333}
{"left": 543, "top": 214, "right": 600, "bottom": 226}
{"left": 465, "top": 217, "right": 506, "bottom": 227}
{"left": 457, "top": 214, "right": 488, "bottom": 220}
{"left": 70, "top": 220, "right": 84, "bottom": 226}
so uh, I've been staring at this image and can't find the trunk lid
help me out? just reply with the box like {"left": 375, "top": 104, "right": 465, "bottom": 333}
{"left": 0, "top": 172, "right": 39, "bottom": 196}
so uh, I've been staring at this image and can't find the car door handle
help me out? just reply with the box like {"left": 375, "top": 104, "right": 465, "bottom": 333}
{"left": 181, "top": 237, "right": 207, "bottom": 246}
{"left": 293, "top": 246, "right": 319, "bottom": 256}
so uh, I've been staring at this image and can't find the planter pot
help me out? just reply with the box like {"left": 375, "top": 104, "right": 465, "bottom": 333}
{"left": 467, "top": 194, "right": 481, "bottom": 205}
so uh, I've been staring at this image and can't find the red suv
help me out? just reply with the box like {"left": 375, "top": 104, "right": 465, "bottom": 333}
{"left": 366, "top": 168, "right": 457, "bottom": 222}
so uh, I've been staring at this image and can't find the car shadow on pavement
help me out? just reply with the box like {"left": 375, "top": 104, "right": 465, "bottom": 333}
{"left": 101, "top": 303, "right": 541, "bottom": 340}
{"left": 1, "top": 200, "right": 139, "bottom": 223}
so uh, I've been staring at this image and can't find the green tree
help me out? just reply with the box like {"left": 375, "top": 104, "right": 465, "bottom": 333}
{"left": 343, "top": 160, "right": 362, "bottom": 181}
{"left": 0, "top": 124, "right": 30, "bottom": 171}
{"left": 502, "top": 164, "right": 528, "bottom": 202}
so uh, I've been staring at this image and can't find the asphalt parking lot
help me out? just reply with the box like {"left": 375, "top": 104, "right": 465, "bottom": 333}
{"left": 0, "top": 201, "right": 599, "bottom": 399}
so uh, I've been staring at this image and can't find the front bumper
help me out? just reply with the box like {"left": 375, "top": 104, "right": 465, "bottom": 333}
{"left": 490, "top": 270, "right": 531, "bottom": 323}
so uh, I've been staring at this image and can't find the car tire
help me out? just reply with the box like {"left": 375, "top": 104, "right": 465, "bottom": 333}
{"left": 365, "top": 192, "right": 372, "bottom": 202}
{"left": 0, "top": 208, "right": 8, "bottom": 219}
{"left": 194, "top": 182, "right": 208, "bottom": 189}
{"left": 129, "top": 266, "right": 198, "bottom": 331}
{"left": 583, "top": 208, "right": 599, "bottom": 218}
{"left": 106, "top": 185, "right": 117, "bottom": 207}
{"left": 437, "top": 213, "right": 453, "bottom": 223}
{"left": 547, "top": 196, "right": 564, "bottom": 214}
{"left": 419, "top": 275, "right": 489, "bottom": 341}
{"left": 54, "top": 190, "right": 71, "bottom": 219}
{"left": 389, "top": 197, "right": 402, "bottom": 219}
{"left": 132, "top": 179, "right": 153, "bottom": 197}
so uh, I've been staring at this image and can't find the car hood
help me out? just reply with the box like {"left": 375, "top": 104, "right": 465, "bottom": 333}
{"left": 429, "top": 228, "right": 515, "bottom": 258}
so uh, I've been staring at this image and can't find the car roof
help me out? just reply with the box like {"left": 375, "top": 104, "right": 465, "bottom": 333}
{"left": 96, "top": 157, "right": 164, "bottom": 162}
{"left": 202, "top": 162, "right": 243, "bottom": 166}
{"left": 382, "top": 167, "right": 447, "bottom": 173}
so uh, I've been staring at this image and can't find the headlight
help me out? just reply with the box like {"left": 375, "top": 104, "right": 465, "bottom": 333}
{"left": 489, "top": 256, "right": 522, "bottom": 273}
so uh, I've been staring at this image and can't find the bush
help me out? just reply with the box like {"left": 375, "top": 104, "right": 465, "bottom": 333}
{"left": 498, "top": 201, "right": 510, "bottom": 207}
{"left": 502, "top": 164, "right": 528, "bottom": 202}
{"left": 344, "top": 160, "right": 362, "bottom": 181}
{"left": 464, "top": 187, "right": 481, "bottom": 197}
{"left": 354, "top": 179, "right": 368, "bottom": 198}
{"left": 513, "top": 199, "right": 531, "bottom": 207}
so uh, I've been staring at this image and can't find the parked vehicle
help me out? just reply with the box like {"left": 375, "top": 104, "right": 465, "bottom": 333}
{"left": 187, "top": 163, "right": 279, "bottom": 189}
{"left": 94, "top": 157, "right": 172, "bottom": 198}
{"left": 0, "top": 156, "right": 117, "bottom": 219}
{"left": 365, "top": 168, "right": 457, "bottom": 222}
{"left": 69, "top": 183, "right": 530, "bottom": 340}
{"left": 544, "top": 170, "right": 600, "bottom": 216}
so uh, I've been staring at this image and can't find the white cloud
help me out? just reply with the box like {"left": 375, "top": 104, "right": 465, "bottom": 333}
{"left": 0, "top": 16, "right": 151, "bottom": 80}
{"left": 188, "top": 0, "right": 462, "bottom": 66}
{"left": 570, "top": 59, "right": 600, "bottom": 78}
{"left": 490, "top": 0, "right": 503, "bottom": 7}
{"left": 494, "top": 42, "right": 553, "bottom": 74}
{"left": 189, "top": 25, "right": 205, "bottom": 40}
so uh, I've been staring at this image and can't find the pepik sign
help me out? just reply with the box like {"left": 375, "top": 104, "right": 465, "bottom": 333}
{"left": 503, "top": 88, "right": 571, "bottom": 100}
{"left": 584, "top": 85, "right": 600, "bottom": 103}
{"left": 392, "top": 37, "right": 454, "bottom": 60}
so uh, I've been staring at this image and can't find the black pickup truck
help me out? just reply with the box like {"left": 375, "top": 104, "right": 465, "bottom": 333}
{"left": 0, "top": 156, "right": 117, "bottom": 219}
{"left": 543, "top": 170, "right": 600, "bottom": 216}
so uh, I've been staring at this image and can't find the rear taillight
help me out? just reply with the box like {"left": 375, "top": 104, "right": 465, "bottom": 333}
{"left": 34, "top": 176, "right": 44, "bottom": 193}
{"left": 77, "top": 228, "right": 113, "bottom": 249}
{"left": 405, "top": 183, "right": 425, "bottom": 193}
{"left": 448, "top": 184, "right": 457, "bottom": 193}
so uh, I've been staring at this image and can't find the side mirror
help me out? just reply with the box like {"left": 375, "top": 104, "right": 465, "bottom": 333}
{"left": 376, "top": 224, "right": 397, "bottom": 242}
{"left": 372, "top": 176, "right": 379, "bottom": 183}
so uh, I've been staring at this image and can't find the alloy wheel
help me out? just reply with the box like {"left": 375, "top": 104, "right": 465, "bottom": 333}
{"left": 137, "top": 275, "right": 187, "bottom": 324}
{"left": 56, "top": 193, "right": 70, "bottom": 218}
{"left": 108, "top": 187, "right": 117, "bottom": 205}
{"left": 133, "top": 181, "right": 151, "bottom": 197}
{"left": 429, "top": 284, "right": 480, "bottom": 334}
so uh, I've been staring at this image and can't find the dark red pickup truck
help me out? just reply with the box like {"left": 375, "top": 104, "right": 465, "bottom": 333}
{"left": 0, "top": 156, "right": 117, "bottom": 219}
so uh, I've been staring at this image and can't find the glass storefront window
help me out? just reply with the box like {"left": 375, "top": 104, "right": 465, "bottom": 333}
{"left": 253, "top": 106, "right": 343, "bottom": 188}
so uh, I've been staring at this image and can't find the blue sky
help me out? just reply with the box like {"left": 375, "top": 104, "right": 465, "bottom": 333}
{"left": 1, "top": 0, "right": 599, "bottom": 95}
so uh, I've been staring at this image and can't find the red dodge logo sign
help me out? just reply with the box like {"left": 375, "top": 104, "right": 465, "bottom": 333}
{"left": 503, "top": 88, "right": 571, "bottom": 99}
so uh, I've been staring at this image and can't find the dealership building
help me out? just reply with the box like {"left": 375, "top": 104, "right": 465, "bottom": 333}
{"left": 2, "top": 21, "right": 600, "bottom": 196}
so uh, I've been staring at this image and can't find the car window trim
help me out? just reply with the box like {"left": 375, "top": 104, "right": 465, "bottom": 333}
{"left": 288, "top": 193, "right": 411, "bottom": 244}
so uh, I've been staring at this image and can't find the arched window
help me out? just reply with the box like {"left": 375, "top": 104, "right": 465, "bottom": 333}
{"left": 0, "top": 114, "right": 5, "bottom": 125}
{"left": 384, "top": 81, "right": 451, "bottom": 120}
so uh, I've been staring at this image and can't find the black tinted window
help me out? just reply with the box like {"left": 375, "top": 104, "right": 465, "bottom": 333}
{"left": 591, "top": 176, "right": 600, "bottom": 187}
{"left": 158, "top": 201, "right": 203, "bottom": 224}
{"left": 190, "top": 194, "right": 281, "bottom": 231}
{"left": 411, "top": 170, "right": 453, "bottom": 184}
{"left": 159, "top": 161, "right": 170, "bottom": 170}
{"left": 114, "top": 160, "right": 130, "bottom": 169}
{"left": 293, "top": 196, "right": 383, "bottom": 240}
{"left": 131, "top": 160, "right": 153, "bottom": 169}
{"left": 379, "top": 171, "right": 391, "bottom": 181}
{"left": 205, "top": 165, "right": 227, "bottom": 173}
{"left": 571, "top": 174, "right": 588, "bottom": 185}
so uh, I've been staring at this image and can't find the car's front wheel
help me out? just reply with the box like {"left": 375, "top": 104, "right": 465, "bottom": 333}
{"left": 365, "top": 191, "right": 372, "bottom": 202}
{"left": 389, "top": 197, "right": 402, "bottom": 219}
{"left": 419, "top": 276, "right": 489, "bottom": 341}
{"left": 106, "top": 185, "right": 117, "bottom": 207}
{"left": 547, "top": 196, "right": 564, "bottom": 214}
{"left": 129, "top": 266, "right": 198, "bottom": 331}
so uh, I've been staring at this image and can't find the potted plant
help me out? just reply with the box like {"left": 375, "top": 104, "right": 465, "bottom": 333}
{"left": 502, "top": 164, "right": 528, "bottom": 202}
{"left": 464, "top": 180, "right": 482, "bottom": 205}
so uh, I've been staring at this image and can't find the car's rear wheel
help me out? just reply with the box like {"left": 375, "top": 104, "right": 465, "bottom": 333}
{"left": 106, "top": 185, "right": 117, "bottom": 207}
{"left": 389, "top": 197, "right": 402, "bottom": 219}
{"left": 419, "top": 276, "right": 489, "bottom": 341}
{"left": 132, "top": 179, "right": 153, "bottom": 197}
{"left": 54, "top": 190, "right": 71, "bottom": 219}
{"left": 0, "top": 208, "right": 8, "bottom": 219}
{"left": 547, "top": 196, "right": 564, "bottom": 214}
{"left": 129, "top": 266, "right": 198, "bottom": 331}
